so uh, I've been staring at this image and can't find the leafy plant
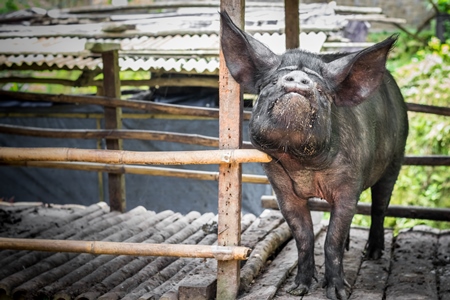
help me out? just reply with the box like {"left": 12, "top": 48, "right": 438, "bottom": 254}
{"left": 352, "top": 32, "right": 450, "bottom": 233}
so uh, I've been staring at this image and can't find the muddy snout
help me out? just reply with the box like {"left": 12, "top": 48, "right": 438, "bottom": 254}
{"left": 281, "top": 70, "right": 314, "bottom": 96}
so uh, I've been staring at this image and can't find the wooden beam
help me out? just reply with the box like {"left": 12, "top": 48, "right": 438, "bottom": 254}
{"left": 261, "top": 196, "right": 450, "bottom": 222}
{"left": 91, "top": 43, "right": 126, "bottom": 212}
{"left": 406, "top": 102, "right": 450, "bottom": 116}
{"left": 284, "top": 0, "right": 300, "bottom": 49}
{"left": 0, "top": 90, "right": 253, "bottom": 120}
{"left": 217, "top": 1, "right": 244, "bottom": 299}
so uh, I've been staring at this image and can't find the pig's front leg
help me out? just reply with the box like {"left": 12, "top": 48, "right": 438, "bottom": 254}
{"left": 264, "top": 163, "right": 316, "bottom": 296}
{"left": 323, "top": 196, "right": 357, "bottom": 300}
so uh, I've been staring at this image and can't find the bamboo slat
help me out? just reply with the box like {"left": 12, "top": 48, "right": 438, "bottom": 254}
{"left": 8, "top": 210, "right": 155, "bottom": 298}
{"left": 40, "top": 211, "right": 179, "bottom": 297}
{"left": 0, "top": 209, "right": 138, "bottom": 281}
{"left": 131, "top": 214, "right": 256, "bottom": 300}
{"left": 0, "top": 147, "right": 272, "bottom": 165}
{"left": 74, "top": 213, "right": 216, "bottom": 300}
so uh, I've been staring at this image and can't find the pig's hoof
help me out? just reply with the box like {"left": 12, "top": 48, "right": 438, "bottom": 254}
{"left": 365, "top": 246, "right": 383, "bottom": 260}
{"left": 325, "top": 284, "right": 348, "bottom": 300}
{"left": 287, "top": 283, "right": 309, "bottom": 296}
{"left": 323, "top": 278, "right": 350, "bottom": 300}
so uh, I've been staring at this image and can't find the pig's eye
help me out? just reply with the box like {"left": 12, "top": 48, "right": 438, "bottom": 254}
{"left": 303, "top": 67, "right": 323, "bottom": 80}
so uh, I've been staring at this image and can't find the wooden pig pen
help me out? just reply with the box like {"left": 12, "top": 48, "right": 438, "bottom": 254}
{"left": 1, "top": 0, "right": 450, "bottom": 299}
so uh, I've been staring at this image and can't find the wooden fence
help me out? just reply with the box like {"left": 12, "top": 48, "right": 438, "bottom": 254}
{"left": 0, "top": 2, "right": 449, "bottom": 299}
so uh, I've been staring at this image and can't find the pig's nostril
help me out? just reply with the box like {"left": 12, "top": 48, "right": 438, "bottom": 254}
{"left": 301, "top": 79, "right": 310, "bottom": 85}
{"left": 285, "top": 76, "right": 294, "bottom": 82}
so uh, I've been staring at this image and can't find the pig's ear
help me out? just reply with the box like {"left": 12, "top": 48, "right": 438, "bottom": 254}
{"left": 220, "top": 11, "right": 280, "bottom": 94}
{"left": 323, "top": 36, "right": 397, "bottom": 107}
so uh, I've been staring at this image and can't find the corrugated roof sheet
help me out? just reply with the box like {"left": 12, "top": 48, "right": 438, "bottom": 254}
{"left": 0, "top": 2, "right": 402, "bottom": 75}
{"left": 0, "top": 4, "right": 340, "bottom": 74}
{"left": 0, "top": 32, "right": 326, "bottom": 74}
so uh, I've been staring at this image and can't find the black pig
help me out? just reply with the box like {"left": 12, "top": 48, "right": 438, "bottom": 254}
{"left": 220, "top": 11, "right": 408, "bottom": 299}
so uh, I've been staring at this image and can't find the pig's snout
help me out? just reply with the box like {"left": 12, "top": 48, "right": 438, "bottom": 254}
{"left": 281, "top": 70, "right": 314, "bottom": 95}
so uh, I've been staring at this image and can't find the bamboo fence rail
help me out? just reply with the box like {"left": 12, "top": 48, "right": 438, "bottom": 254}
{"left": 0, "top": 238, "right": 251, "bottom": 261}
{"left": 0, "top": 90, "right": 253, "bottom": 120}
{"left": 0, "top": 147, "right": 271, "bottom": 165}
{"left": 0, "top": 161, "right": 270, "bottom": 184}
{"left": 0, "top": 124, "right": 254, "bottom": 148}
{"left": 0, "top": 146, "right": 448, "bottom": 166}
{"left": 261, "top": 196, "right": 450, "bottom": 222}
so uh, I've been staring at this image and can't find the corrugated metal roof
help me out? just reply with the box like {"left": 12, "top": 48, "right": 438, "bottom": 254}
{"left": 0, "top": 32, "right": 326, "bottom": 74}
{"left": 0, "top": 2, "right": 399, "bottom": 75}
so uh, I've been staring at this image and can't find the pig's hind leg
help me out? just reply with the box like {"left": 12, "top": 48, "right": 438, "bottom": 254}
{"left": 366, "top": 160, "right": 402, "bottom": 259}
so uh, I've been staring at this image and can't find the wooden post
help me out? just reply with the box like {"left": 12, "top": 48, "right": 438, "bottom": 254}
{"left": 89, "top": 43, "right": 126, "bottom": 212}
{"left": 218, "top": 1, "right": 244, "bottom": 298}
{"left": 285, "top": 0, "right": 300, "bottom": 49}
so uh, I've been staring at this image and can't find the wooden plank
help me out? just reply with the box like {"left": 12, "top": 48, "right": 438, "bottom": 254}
{"left": 240, "top": 217, "right": 323, "bottom": 299}
{"left": 178, "top": 273, "right": 217, "bottom": 300}
{"left": 217, "top": 1, "right": 244, "bottom": 299}
{"left": 240, "top": 239, "right": 298, "bottom": 300}
{"left": 156, "top": 213, "right": 269, "bottom": 300}
{"left": 301, "top": 227, "right": 368, "bottom": 299}
{"left": 437, "top": 232, "right": 450, "bottom": 300}
{"left": 385, "top": 228, "right": 439, "bottom": 300}
{"left": 275, "top": 227, "right": 369, "bottom": 299}
{"left": 275, "top": 228, "right": 328, "bottom": 299}
{"left": 349, "top": 230, "right": 393, "bottom": 300}
{"left": 239, "top": 222, "right": 293, "bottom": 292}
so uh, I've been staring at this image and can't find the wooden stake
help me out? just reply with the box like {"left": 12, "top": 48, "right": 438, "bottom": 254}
{"left": 285, "top": 0, "right": 300, "bottom": 49}
{"left": 90, "top": 43, "right": 126, "bottom": 212}
{"left": 218, "top": 1, "right": 245, "bottom": 299}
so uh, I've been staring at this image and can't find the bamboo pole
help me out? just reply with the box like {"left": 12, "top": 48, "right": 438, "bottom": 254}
{"left": 0, "top": 124, "right": 221, "bottom": 148}
{"left": 0, "top": 238, "right": 251, "bottom": 261}
{"left": 0, "top": 161, "right": 270, "bottom": 184}
{"left": 0, "top": 90, "right": 252, "bottom": 120}
{"left": 0, "top": 147, "right": 272, "bottom": 165}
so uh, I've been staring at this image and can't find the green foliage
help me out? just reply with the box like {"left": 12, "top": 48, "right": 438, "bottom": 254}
{"left": 353, "top": 32, "right": 450, "bottom": 233}
{"left": 0, "top": 0, "right": 18, "bottom": 13}
{"left": 435, "top": 0, "right": 450, "bottom": 13}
